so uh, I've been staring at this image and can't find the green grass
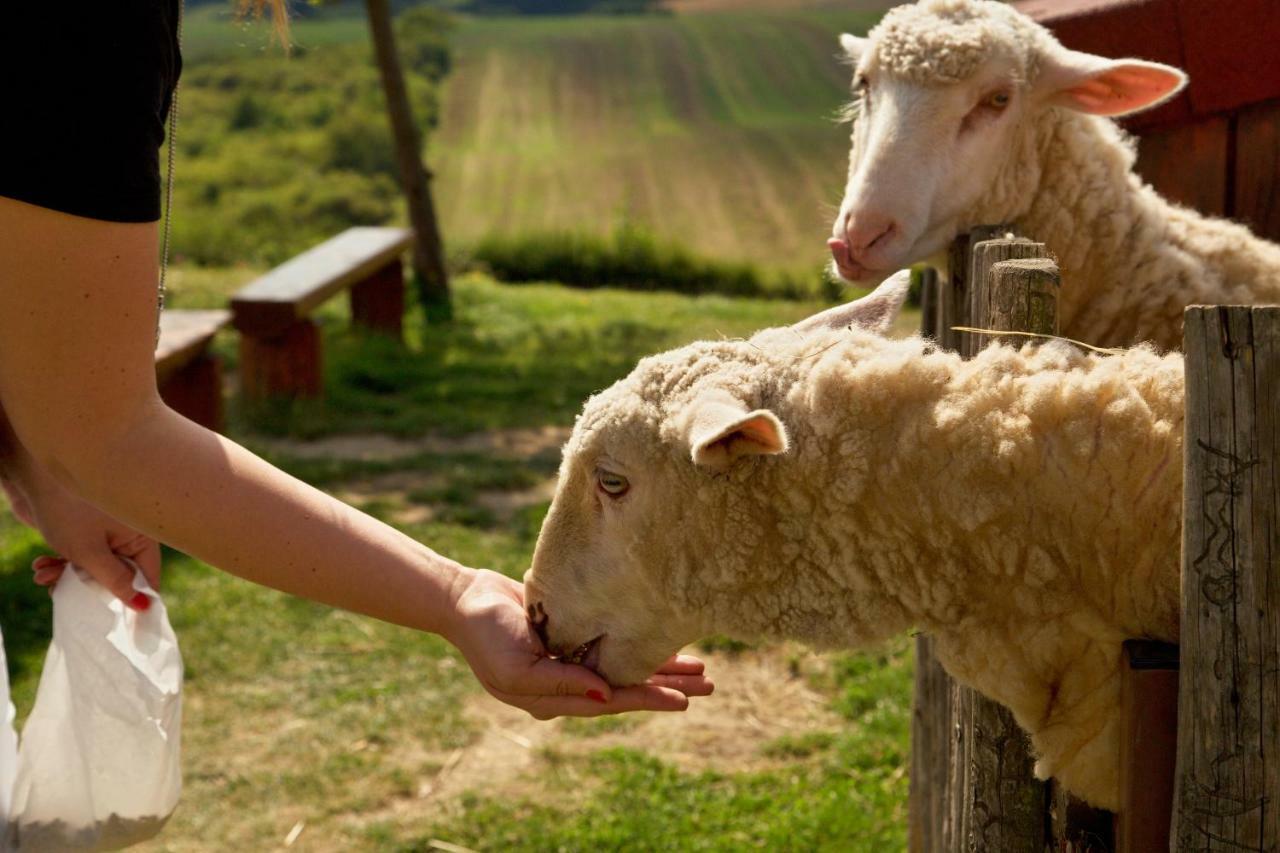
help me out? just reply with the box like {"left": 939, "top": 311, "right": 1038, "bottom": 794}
{"left": 408, "top": 640, "right": 913, "bottom": 851}
{"left": 432, "top": 10, "right": 881, "bottom": 280}
{"left": 2, "top": 276, "right": 915, "bottom": 850}
{"left": 229, "top": 272, "right": 839, "bottom": 436}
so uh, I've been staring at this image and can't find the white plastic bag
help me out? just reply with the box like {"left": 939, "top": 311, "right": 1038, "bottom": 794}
{"left": 1, "top": 565, "right": 183, "bottom": 852}
{"left": 0, "top": 625, "right": 17, "bottom": 827}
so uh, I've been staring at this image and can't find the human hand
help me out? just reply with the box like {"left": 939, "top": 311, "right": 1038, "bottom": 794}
{"left": 448, "top": 568, "right": 713, "bottom": 719}
{"left": 0, "top": 465, "right": 160, "bottom": 609}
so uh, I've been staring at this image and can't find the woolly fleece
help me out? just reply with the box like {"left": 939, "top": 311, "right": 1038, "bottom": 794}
{"left": 526, "top": 322, "right": 1183, "bottom": 810}
{"left": 856, "top": 0, "right": 1280, "bottom": 349}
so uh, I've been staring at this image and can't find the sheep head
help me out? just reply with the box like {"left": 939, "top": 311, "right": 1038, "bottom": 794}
{"left": 828, "top": 0, "right": 1186, "bottom": 284}
{"left": 524, "top": 273, "right": 912, "bottom": 686}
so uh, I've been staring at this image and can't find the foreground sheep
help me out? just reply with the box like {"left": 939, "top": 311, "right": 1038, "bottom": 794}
{"left": 524, "top": 273, "right": 1182, "bottom": 810}
{"left": 827, "top": 0, "right": 1280, "bottom": 350}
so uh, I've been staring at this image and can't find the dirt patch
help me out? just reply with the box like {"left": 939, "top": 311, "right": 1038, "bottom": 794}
{"left": 411, "top": 644, "right": 843, "bottom": 810}
{"left": 255, "top": 426, "right": 571, "bottom": 463}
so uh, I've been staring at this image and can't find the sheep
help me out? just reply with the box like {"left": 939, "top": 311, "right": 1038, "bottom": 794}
{"left": 523, "top": 272, "right": 1184, "bottom": 810}
{"left": 826, "top": 0, "right": 1280, "bottom": 351}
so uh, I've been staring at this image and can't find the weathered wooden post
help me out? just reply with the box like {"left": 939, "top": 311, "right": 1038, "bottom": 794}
{"left": 1173, "top": 305, "right": 1280, "bottom": 850}
{"left": 910, "top": 231, "right": 1064, "bottom": 852}
{"left": 948, "top": 247, "right": 1059, "bottom": 852}
{"left": 911, "top": 271, "right": 955, "bottom": 853}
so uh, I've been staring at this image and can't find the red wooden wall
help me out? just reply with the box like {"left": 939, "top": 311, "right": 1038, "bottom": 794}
{"left": 1013, "top": 0, "right": 1280, "bottom": 242}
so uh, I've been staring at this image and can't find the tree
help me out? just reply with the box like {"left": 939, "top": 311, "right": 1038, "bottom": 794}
{"left": 364, "top": 0, "right": 452, "bottom": 320}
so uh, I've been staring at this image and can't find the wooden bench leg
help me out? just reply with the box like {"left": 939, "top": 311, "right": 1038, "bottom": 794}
{"left": 159, "top": 353, "right": 225, "bottom": 432}
{"left": 350, "top": 260, "right": 405, "bottom": 340}
{"left": 1117, "top": 640, "right": 1178, "bottom": 852}
{"left": 239, "top": 320, "right": 323, "bottom": 401}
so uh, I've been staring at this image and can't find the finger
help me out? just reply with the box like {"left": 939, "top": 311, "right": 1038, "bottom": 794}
{"left": 645, "top": 673, "right": 715, "bottom": 697}
{"left": 33, "top": 566, "right": 64, "bottom": 587}
{"left": 31, "top": 555, "right": 67, "bottom": 573}
{"left": 115, "top": 535, "right": 161, "bottom": 591}
{"left": 77, "top": 550, "right": 151, "bottom": 611}
{"left": 655, "top": 654, "right": 706, "bottom": 675}
{"left": 518, "top": 684, "right": 690, "bottom": 720}
{"left": 512, "top": 655, "right": 613, "bottom": 703}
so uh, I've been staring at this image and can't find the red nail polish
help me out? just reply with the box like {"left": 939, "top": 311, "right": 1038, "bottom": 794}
{"left": 586, "top": 689, "right": 607, "bottom": 704}
{"left": 128, "top": 592, "right": 151, "bottom": 612}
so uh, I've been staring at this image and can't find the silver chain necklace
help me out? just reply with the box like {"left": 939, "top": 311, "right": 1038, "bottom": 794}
{"left": 157, "top": 0, "right": 183, "bottom": 335}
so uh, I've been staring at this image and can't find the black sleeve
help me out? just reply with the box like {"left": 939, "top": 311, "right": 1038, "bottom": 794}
{"left": 0, "top": 0, "right": 182, "bottom": 223}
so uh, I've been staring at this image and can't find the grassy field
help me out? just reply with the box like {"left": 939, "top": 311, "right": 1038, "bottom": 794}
{"left": 182, "top": 5, "right": 879, "bottom": 281}
{"left": 2, "top": 273, "right": 917, "bottom": 851}
{"left": 432, "top": 10, "right": 878, "bottom": 279}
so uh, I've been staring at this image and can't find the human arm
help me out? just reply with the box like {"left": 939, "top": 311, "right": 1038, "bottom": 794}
{"left": 0, "top": 197, "right": 711, "bottom": 715}
{"left": 0, "top": 400, "right": 161, "bottom": 604}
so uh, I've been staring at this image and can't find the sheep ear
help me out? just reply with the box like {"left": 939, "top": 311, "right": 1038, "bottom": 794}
{"left": 1038, "top": 49, "right": 1187, "bottom": 117}
{"left": 684, "top": 392, "right": 788, "bottom": 470}
{"left": 839, "top": 33, "right": 868, "bottom": 62}
{"left": 792, "top": 269, "right": 912, "bottom": 336}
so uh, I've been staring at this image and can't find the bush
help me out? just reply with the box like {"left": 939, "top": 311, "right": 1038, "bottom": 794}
{"left": 172, "top": 12, "right": 453, "bottom": 266}
{"left": 469, "top": 224, "right": 834, "bottom": 300}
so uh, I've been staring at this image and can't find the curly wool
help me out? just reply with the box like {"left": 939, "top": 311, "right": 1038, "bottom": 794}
{"left": 869, "top": 0, "right": 1045, "bottom": 85}
{"left": 557, "top": 327, "right": 1182, "bottom": 809}
{"left": 862, "top": 0, "right": 1280, "bottom": 349}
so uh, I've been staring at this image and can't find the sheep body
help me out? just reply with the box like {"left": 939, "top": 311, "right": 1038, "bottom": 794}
{"left": 528, "top": 320, "right": 1183, "bottom": 809}
{"left": 835, "top": 0, "right": 1280, "bottom": 350}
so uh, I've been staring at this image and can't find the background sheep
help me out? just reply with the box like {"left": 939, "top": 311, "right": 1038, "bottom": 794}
{"left": 826, "top": 0, "right": 1280, "bottom": 350}
{"left": 524, "top": 273, "right": 1184, "bottom": 810}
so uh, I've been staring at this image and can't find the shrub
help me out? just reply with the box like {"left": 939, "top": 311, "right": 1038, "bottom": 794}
{"left": 469, "top": 224, "right": 833, "bottom": 300}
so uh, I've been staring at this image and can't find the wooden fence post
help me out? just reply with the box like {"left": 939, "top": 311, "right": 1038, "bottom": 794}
{"left": 910, "top": 232, "right": 1067, "bottom": 852}
{"left": 1173, "top": 305, "right": 1280, "bottom": 850}
{"left": 948, "top": 247, "right": 1058, "bottom": 852}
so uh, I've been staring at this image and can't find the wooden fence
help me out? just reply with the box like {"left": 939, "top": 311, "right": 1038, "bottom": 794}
{"left": 908, "top": 228, "right": 1279, "bottom": 852}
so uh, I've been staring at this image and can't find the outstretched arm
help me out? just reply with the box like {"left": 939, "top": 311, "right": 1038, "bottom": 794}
{"left": 0, "top": 196, "right": 711, "bottom": 716}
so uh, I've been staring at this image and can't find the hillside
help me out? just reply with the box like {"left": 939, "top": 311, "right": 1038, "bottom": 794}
{"left": 430, "top": 10, "right": 882, "bottom": 277}
{"left": 178, "top": 5, "right": 884, "bottom": 279}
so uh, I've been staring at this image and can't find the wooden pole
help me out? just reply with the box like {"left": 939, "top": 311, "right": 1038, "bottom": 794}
{"left": 964, "top": 237, "right": 1045, "bottom": 357}
{"left": 1173, "top": 305, "right": 1280, "bottom": 850}
{"left": 365, "top": 0, "right": 452, "bottom": 319}
{"left": 910, "top": 268, "right": 951, "bottom": 853}
{"left": 983, "top": 258, "right": 1060, "bottom": 342}
{"left": 911, "top": 233, "right": 1062, "bottom": 852}
{"left": 942, "top": 243, "right": 1057, "bottom": 851}
{"left": 920, "top": 268, "right": 939, "bottom": 342}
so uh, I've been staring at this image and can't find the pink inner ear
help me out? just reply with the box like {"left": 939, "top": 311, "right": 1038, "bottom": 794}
{"left": 1060, "top": 65, "right": 1184, "bottom": 117}
{"left": 736, "top": 414, "right": 785, "bottom": 454}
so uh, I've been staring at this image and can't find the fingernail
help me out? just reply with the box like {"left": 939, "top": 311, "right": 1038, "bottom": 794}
{"left": 128, "top": 592, "right": 151, "bottom": 612}
{"left": 586, "top": 689, "right": 607, "bottom": 704}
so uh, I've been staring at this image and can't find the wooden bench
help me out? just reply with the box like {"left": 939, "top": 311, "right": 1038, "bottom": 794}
{"left": 155, "top": 308, "right": 231, "bottom": 432}
{"left": 230, "top": 226, "right": 414, "bottom": 401}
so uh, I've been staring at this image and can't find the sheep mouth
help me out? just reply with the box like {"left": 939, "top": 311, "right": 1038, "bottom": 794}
{"left": 560, "top": 635, "right": 604, "bottom": 671}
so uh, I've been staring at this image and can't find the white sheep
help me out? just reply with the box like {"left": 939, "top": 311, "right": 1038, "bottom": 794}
{"left": 826, "top": 0, "right": 1280, "bottom": 350}
{"left": 524, "top": 272, "right": 1183, "bottom": 810}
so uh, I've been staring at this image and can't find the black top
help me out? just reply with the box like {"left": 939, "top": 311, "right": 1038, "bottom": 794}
{"left": 0, "top": 0, "right": 182, "bottom": 223}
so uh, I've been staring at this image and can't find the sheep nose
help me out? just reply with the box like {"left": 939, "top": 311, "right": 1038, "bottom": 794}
{"left": 527, "top": 601, "right": 551, "bottom": 650}
{"left": 844, "top": 212, "right": 897, "bottom": 255}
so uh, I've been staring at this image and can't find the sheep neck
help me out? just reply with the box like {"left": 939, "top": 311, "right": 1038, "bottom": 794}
{"left": 1013, "top": 109, "right": 1280, "bottom": 349}
{"left": 1012, "top": 110, "right": 1157, "bottom": 346}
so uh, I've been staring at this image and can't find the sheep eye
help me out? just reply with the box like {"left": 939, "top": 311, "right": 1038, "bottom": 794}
{"left": 984, "top": 90, "right": 1011, "bottom": 110}
{"left": 597, "top": 470, "right": 630, "bottom": 497}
